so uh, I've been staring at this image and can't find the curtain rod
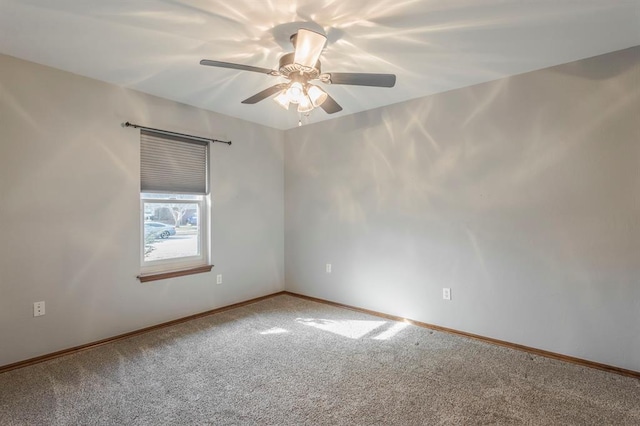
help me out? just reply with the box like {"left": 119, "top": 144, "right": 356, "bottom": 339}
{"left": 124, "top": 122, "right": 232, "bottom": 145}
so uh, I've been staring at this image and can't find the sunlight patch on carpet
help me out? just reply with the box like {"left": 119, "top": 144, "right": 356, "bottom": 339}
{"left": 296, "top": 318, "right": 386, "bottom": 339}
{"left": 372, "top": 322, "right": 409, "bottom": 340}
{"left": 260, "top": 327, "right": 290, "bottom": 335}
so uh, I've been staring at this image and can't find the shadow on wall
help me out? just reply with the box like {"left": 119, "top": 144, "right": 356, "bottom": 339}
{"left": 550, "top": 46, "right": 640, "bottom": 80}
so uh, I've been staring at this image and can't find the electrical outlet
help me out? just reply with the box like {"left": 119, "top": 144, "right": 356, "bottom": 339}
{"left": 33, "top": 301, "right": 45, "bottom": 317}
{"left": 216, "top": 274, "right": 222, "bottom": 285}
{"left": 442, "top": 288, "right": 451, "bottom": 301}
{"left": 326, "top": 263, "right": 332, "bottom": 273}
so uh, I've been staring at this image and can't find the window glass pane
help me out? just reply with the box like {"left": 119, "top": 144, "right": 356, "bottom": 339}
{"left": 143, "top": 201, "right": 200, "bottom": 262}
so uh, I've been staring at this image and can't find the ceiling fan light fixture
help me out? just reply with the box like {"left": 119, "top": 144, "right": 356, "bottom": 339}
{"left": 307, "top": 85, "right": 328, "bottom": 107}
{"left": 273, "top": 90, "right": 290, "bottom": 110}
{"left": 297, "top": 95, "right": 314, "bottom": 113}
{"left": 200, "top": 26, "right": 396, "bottom": 117}
{"left": 287, "top": 82, "right": 304, "bottom": 104}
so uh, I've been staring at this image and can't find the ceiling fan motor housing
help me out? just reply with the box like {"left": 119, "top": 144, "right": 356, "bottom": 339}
{"left": 278, "top": 52, "right": 321, "bottom": 80}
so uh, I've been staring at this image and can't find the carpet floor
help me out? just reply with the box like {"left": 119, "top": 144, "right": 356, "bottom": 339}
{"left": 1, "top": 294, "right": 639, "bottom": 425}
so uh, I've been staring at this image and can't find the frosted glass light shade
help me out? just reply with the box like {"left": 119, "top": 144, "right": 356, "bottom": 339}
{"left": 307, "top": 85, "right": 327, "bottom": 107}
{"left": 273, "top": 91, "right": 290, "bottom": 109}
{"left": 293, "top": 29, "right": 326, "bottom": 69}
{"left": 287, "top": 82, "right": 304, "bottom": 104}
{"left": 297, "top": 95, "right": 313, "bottom": 113}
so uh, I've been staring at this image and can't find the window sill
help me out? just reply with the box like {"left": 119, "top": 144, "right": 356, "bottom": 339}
{"left": 137, "top": 265, "right": 214, "bottom": 282}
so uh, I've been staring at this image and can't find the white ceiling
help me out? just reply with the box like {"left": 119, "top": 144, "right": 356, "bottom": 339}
{"left": 1, "top": 0, "right": 638, "bottom": 130}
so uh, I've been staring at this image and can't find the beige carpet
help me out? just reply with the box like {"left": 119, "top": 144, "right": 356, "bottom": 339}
{"left": 1, "top": 294, "right": 639, "bottom": 425}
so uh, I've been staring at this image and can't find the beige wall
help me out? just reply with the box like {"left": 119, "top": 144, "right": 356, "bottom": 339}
{"left": 285, "top": 47, "right": 640, "bottom": 371}
{"left": 0, "top": 54, "right": 285, "bottom": 366}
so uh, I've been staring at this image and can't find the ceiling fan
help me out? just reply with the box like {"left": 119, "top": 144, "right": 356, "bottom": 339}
{"left": 200, "top": 28, "right": 396, "bottom": 115}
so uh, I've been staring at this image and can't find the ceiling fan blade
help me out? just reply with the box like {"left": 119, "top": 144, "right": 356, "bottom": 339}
{"left": 325, "top": 73, "right": 396, "bottom": 88}
{"left": 319, "top": 94, "right": 343, "bottom": 114}
{"left": 293, "top": 29, "right": 326, "bottom": 69}
{"left": 241, "top": 84, "right": 288, "bottom": 104}
{"left": 200, "top": 59, "right": 278, "bottom": 76}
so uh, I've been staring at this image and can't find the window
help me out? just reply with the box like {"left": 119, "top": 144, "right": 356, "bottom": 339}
{"left": 139, "top": 130, "right": 211, "bottom": 279}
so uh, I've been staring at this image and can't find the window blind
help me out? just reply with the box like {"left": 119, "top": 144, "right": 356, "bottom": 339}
{"left": 140, "top": 130, "right": 209, "bottom": 194}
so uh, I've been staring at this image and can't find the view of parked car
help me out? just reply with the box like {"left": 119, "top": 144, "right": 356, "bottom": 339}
{"left": 144, "top": 221, "right": 176, "bottom": 239}
{"left": 179, "top": 208, "right": 197, "bottom": 225}
{"left": 187, "top": 213, "right": 198, "bottom": 226}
